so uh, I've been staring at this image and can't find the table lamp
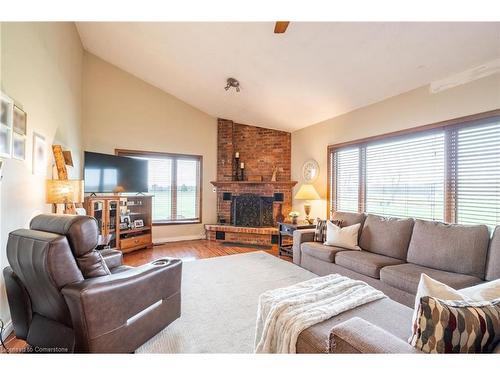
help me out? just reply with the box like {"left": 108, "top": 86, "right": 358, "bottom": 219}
{"left": 294, "top": 184, "right": 320, "bottom": 224}
{"left": 46, "top": 179, "right": 84, "bottom": 214}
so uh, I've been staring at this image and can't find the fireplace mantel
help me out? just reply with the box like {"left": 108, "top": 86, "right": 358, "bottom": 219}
{"left": 210, "top": 180, "right": 297, "bottom": 187}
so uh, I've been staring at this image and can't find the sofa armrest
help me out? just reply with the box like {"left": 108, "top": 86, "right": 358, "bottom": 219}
{"left": 62, "top": 258, "right": 182, "bottom": 352}
{"left": 292, "top": 229, "right": 315, "bottom": 265}
{"left": 329, "top": 317, "right": 420, "bottom": 354}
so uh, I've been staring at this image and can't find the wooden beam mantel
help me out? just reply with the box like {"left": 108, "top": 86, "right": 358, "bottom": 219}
{"left": 210, "top": 180, "right": 297, "bottom": 188}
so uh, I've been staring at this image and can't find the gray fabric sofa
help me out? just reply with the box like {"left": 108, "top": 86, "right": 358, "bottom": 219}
{"left": 293, "top": 212, "right": 500, "bottom": 308}
{"left": 293, "top": 212, "right": 500, "bottom": 354}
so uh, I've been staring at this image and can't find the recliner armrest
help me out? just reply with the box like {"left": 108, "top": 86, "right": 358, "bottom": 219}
{"left": 293, "top": 229, "right": 315, "bottom": 265}
{"left": 62, "top": 258, "right": 182, "bottom": 352}
{"left": 329, "top": 317, "right": 420, "bottom": 354}
{"left": 99, "top": 248, "right": 123, "bottom": 269}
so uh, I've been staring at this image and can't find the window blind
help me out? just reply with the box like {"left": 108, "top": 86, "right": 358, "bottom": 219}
{"left": 176, "top": 159, "right": 201, "bottom": 220}
{"left": 456, "top": 120, "right": 500, "bottom": 226}
{"left": 148, "top": 158, "right": 173, "bottom": 221}
{"left": 334, "top": 147, "right": 360, "bottom": 213}
{"left": 365, "top": 132, "right": 445, "bottom": 220}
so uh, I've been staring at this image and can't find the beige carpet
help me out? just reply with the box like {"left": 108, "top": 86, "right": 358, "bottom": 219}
{"left": 136, "top": 251, "right": 317, "bottom": 353}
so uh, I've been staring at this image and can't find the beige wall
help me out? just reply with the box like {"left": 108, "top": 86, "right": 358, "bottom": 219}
{"left": 291, "top": 74, "right": 500, "bottom": 219}
{"left": 0, "top": 23, "right": 83, "bottom": 326}
{"left": 82, "top": 52, "right": 218, "bottom": 242}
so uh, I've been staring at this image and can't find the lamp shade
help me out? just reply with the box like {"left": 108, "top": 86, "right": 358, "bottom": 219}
{"left": 46, "top": 179, "right": 84, "bottom": 204}
{"left": 294, "top": 184, "right": 320, "bottom": 200}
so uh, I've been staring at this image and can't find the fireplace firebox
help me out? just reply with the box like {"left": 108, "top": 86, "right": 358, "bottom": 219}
{"left": 231, "top": 193, "right": 274, "bottom": 227}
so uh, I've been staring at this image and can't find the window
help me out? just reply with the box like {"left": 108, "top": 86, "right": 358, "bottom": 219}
{"left": 328, "top": 111, "right": 500, "bottom": 226}
{"left": 116, "top": 150, "right": 202, "bottom": 224}
{"left": 333, "top": 147, "right": 360, "bottom": 212}
{"left": 456, "top": 120, "right": 500, "bottom": 226}
{"left": 365, "top": 132, "right": 444, "bottom": 220}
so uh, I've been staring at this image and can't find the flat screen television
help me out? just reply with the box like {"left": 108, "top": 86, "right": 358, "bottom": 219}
{"left": 84, "top": 151, "right": 148, "bottom": 193}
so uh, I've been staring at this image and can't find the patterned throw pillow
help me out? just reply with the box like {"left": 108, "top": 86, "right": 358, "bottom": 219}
{"left": 314, "top": 218, "right": 343, "bottom": 242}
{"left": 409, "top": 296, "right": 500, "bottom": 353}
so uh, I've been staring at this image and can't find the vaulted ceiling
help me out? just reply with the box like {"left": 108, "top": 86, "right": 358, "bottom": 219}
{"left": 76, "top": 22, "right": 500, "bottom": 131}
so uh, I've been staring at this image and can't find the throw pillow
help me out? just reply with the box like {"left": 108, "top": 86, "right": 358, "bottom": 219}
{"left": 314, "top": 218, "right": 344, "bottom": 242}
{"left": 323, "top": 221, "right": 361, "bottom": 250}
{"left": 409, "top": 274, "right": 500, "bottom": 343}
{"left": 409, "top": 296, "right": 500, "bottom": 353}
{"left": 409, "top": 274, "right": 471, "bottom": 341}
{"left": 460, "top": 279, "right": 500, "bottom": 301}
{"left": 314, "top": 218, "right": 327, "bottom": 242}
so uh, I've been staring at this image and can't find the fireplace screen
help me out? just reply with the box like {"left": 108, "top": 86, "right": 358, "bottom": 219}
{"left": 231, "top": 193, "right": 274, "bottom": 227}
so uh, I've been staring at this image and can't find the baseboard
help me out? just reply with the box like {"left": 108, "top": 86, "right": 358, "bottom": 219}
{"left": 1, "top": 319, "right": 13, "bottom": 341}
{"left": 153, "top": 234, "right": 205, "bottom": 245}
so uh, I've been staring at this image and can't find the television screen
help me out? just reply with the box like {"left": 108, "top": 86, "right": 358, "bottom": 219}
{"left": 84, "top": 151, "right": 148, "bottom": 193}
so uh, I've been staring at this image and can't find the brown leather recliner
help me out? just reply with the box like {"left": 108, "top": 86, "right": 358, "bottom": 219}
{"left": 3, "top": 214, "right": 182, "bottom": 353}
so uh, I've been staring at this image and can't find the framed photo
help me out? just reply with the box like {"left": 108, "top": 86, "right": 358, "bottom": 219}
{"left": 0, "top": 125, "right": 12, "bottom": 158}
{"left": 32, "top": 132, "right": 47, "bottom": 175}
{"left": 13, "top": 105, "right": 27, "bottom": 135}
{"left": 0, "top": 93, "right": 13, "bottom": 158}
{"left": 134, "top": 219, "right": 144, "bottom": 228}
{"left": 12, "top": 132, "right": 26, "bottom": 160}
{"left": 1, "top": 93, "right": 13, "bottom": 128}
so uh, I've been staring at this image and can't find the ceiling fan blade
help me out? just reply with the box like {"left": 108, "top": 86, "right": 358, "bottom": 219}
{"left": 274, "top": 22, "right": 290, "bottom": 34}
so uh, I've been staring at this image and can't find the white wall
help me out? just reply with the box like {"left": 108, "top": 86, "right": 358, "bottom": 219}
{"left": 82, "top": 52, "right": 218, "bottom": 243}
{"left": 0, "top": 23, "right": 83, "bottom": 328}
{"left": 291, "top": 74, "right": 500, "bottom": 219}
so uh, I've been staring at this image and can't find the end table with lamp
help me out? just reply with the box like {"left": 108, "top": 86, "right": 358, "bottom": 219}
{"left": 278, "top": 221, "right": 315, "bottom": 257}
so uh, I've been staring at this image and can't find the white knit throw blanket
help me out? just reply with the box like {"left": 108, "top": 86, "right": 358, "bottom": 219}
{"left": 254, "top": 274, "right": 385, "bottom": 353}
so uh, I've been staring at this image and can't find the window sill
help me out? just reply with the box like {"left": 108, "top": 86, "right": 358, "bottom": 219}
{"left": 153, "top": 220, "right": 201, "bottom": 226}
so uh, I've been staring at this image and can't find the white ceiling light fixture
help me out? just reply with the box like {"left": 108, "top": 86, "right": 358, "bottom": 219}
{"left": 224, "top": 77, "right": 240, "bottom": 92}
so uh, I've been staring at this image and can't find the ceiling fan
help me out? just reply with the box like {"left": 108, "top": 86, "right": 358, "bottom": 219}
{"left": 274, "top": 22, "right": 290, "bottom": 34}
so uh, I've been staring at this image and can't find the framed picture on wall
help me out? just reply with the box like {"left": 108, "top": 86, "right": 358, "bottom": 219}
{"left": 12, "top": 132, "right": 26, "bottom": 160}
{"left": 0, "top": 125, "right": 12, "bottom": 158}
{"left": 0, "top": 93, "right": 14, "bottom": 158}
{"left": 13, "top": 105, "right": 27, "bottom": 135}
{"left": 32, "top": 132, "right": 47, "bottom": 175}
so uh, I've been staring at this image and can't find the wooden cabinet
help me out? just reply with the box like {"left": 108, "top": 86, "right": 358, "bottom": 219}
{"left": 84, "top": 195, "right": 153, "bottom": 253}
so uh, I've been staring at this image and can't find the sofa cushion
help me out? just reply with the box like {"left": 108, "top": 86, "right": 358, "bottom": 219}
{"left": 380, "top": 263, "right": 483, "bottom": 295}
{"left": 331, "top": 211, "right": 366, "bottom": 228}
{"left": 302, "top": 242, "right": 349, "bottom": 262}
{"left": 486, "top": 226, "right": 500, "bottom": 281}
{"left": 359, "top": 214, "right": 414, "bottom": 260}
{"left": 296, "top": 297, "right": 413, "bottom": 353}
{"left": 335, "top": 251, "right": 404, "bottom": 279}
{"left": 407, "top": 220, "right": 489, "bottom": 279}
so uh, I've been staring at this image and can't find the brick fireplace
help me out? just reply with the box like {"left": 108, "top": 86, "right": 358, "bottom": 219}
{"left": 205, "top": 119, "right": 296, "bottom": 246}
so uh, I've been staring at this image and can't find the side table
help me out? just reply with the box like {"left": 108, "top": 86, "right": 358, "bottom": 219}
{"left": 278, "top": 222, "right": 315, "bottom": 257}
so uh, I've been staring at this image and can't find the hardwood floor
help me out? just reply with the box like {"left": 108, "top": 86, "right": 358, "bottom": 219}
{"left": 1, "top": 239, "right": 289, "bottom": 353}
{"left": 123, "top": 239, "right": 285, "bottom": 266}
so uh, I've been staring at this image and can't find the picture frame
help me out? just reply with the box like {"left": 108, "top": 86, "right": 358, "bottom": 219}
{"left": 32, "top": 132, "right": 47, "bottom": 175}
{"left": 13, "top": 105, "right": 27, "bottom": 135}
{"left": 134, "top": 219, "right": 144, "bottom": 228}
{"left": 0, "top": 125, "right": 12, "bottom": 158}
{"left": 12, "top": 132, "right": 26, "bottom": 160}
{"left": 0, "top": 93, "right": 14, "bottom": 158}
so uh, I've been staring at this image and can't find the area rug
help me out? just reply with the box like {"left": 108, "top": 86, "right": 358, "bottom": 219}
{"left": 136, "top": 251, "right": 317, "bottom": 353}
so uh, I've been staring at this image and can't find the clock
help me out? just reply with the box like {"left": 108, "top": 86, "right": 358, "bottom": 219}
{"left": 302, "top": 159, "right": 319, "bottom": 182}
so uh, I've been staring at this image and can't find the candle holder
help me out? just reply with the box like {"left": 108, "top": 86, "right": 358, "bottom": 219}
{"left": 233, "top": 156, "right": 240, "bottom": 181}
{"left": 240, "top": 165, "right": 245, "bottom": 181}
